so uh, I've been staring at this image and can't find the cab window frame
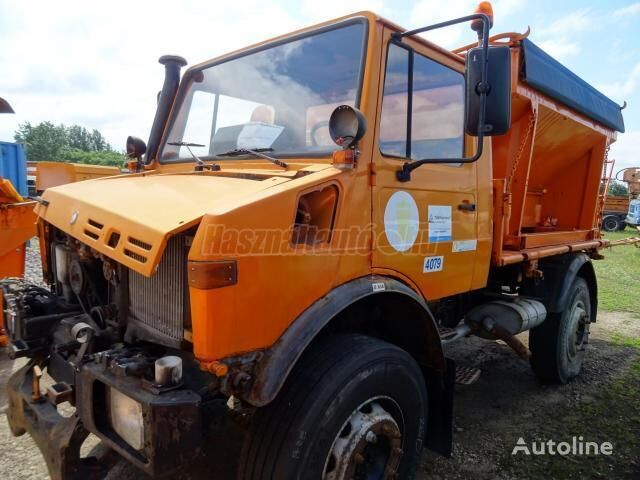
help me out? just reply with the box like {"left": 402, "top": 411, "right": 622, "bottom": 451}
{"left": 157, "top": 17, "right": 370, "bottom": 165}
{"left": 379, "top": 39, "right": 466, "bottom": 164}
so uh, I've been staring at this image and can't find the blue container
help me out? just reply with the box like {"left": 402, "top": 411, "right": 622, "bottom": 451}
{"left": 0, "top": 141, "right": 28, "bottom": 197}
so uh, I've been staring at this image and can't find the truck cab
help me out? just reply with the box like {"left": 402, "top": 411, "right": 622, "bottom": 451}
{"left": 627, "top": 199, "right": 640, "bottom": 227}
{"left": 2, "top": 7, "right": 625, "bottom": 480}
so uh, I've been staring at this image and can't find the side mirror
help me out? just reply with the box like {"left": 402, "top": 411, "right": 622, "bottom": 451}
{"left": 126, "top": 136, "right": 147, "bottom": 172}
{"left": 0, "top": 97, "right": 15, "bottom": 114}
{"left": 328, "top": 105, "right": 367, "bottom": 148}
{"left": 465, "top": 45, "right": 511, "bottom": 136}
{"left": 126, "top": 136, "right": 147, "bottom": 160}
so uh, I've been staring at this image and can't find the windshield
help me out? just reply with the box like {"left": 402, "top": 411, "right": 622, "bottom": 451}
{"left": 160, "top": 20, "right": 367, "bottom": 163}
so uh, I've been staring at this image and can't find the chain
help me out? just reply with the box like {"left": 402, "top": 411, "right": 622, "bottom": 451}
{"left": 506, "top": 110, "right": 537, "bottom": 188}
{"left": 595, "top": 143, "right": 614, "bottom": 231}
{"left": 600, "top": 144, "right": 612, "bottom": 196}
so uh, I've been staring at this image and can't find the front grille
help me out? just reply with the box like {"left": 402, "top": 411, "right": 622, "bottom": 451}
{"left": 127, "top": 235, "right": 189, "bottom": 346}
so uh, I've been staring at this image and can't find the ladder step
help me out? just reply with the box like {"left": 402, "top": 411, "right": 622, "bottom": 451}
{"left": 455, "top": 366, "right": 482, "bottom": 385}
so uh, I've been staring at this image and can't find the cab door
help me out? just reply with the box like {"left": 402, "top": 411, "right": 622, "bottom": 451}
{"left": 372, "top": 28, "right": 478, "bottom": 300}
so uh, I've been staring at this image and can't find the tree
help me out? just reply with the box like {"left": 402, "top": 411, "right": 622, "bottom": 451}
{"left": 66, "top": 125, "right": 93, "bottom": 151}
{"left": 608, "top": 181, "right": 629, "bottom": 196}
{"left": 62, "top": 149, "right": 125, "bottom": 166}
{"left": 14, "top": 121, "right": 122, "bottom": 165}
{"left": 14, "top": 121, "right": 69, "bottom": 161}
{"left": 89, "top": 129, "right": 109, "bottom": 152}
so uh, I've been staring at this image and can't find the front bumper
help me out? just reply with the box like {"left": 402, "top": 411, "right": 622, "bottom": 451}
{"left": 7, "top": 359, "right": 203, "bottom": 479}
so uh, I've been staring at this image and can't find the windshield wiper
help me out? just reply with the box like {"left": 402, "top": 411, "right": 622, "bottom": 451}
{"left": 168, "top": 141, "right": 206, "bottom": 167}
{"left": 216, "top": 147, "right": 288, "bottom": 169}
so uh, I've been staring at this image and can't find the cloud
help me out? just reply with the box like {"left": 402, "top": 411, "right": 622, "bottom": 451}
{"left": 536, "top": 40, "right": 580, "bottom": 60}
{"left": 533, "top": 8, "right": 592, "bottom": 60}
{"left": 409, "top": 0, "right": 527, "bottom": 49}
{"left": 613, "top": 2, "right": 640, "bottom": 16}
{"left": 598, "top": 63, "right": 640, "bottom": 101}
{"left": 0, "top": 0, "right": 304, "bottom": 148}
{"left": 610, "top": 130, "right": 640, "bottom": 173}
{"left": 3, "top": 68, "right": 100, "bottom": 96}
{"left": 301, "top": 0, "right": 386, "bottom": 19}
{"left": 537, "top": 8, "right": 592, "bottom": 37}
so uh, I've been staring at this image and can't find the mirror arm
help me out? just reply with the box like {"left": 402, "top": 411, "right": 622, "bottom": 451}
{"left": 393, "top": 13, "right": 491, "bottom": 182}
{"left": 396, "top": 135, "right": 485, "bottom": 181}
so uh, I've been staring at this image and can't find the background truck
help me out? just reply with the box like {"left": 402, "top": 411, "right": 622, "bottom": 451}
{"left": 1, "top": 5, "right": 627, "bottom": 479}
{"left": 601, "top": 167, "right": 640, "bottom": 231}
{"left": 0, "top": 99, "right": 121, "bottom": 346}
{"left": 621, "top": 167, "right": 640, "bottom": 228}
{"left": 602, "top": 195, "right": 629, "bottom": 231}
{"left": 26, "top": 161, "right": 120, "bottom": 196}
{"left": 0, "top": 100, "right": 38, "bottom": 346}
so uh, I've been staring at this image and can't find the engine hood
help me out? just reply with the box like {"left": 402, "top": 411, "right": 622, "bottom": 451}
{"left": 36, "top": 169, "right": 318, "bottom": 276}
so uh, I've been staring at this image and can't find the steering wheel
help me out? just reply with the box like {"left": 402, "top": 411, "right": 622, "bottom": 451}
{"left": 309, "top": 120, "right": 330, "bottom": 147}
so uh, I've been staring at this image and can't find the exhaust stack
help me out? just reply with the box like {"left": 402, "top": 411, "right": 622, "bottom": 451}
{"left": 145, "top": 55, "right": 187, "bottom": 164}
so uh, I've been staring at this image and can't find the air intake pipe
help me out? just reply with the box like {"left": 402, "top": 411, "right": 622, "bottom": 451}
{"left": 145, "top": 54, "right": 187, "bottom": 164}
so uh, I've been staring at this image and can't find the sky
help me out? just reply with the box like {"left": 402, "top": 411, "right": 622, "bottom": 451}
{"left": 0, "top": 0, "right": 638, "bottom": 172}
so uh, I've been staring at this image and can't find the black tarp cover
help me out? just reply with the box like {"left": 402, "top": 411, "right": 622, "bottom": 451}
{"left": 521, "top": 39, "right": 625, "bottom": 132}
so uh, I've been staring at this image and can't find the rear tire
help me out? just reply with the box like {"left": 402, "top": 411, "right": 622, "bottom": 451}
{"left": 530, "top": 277, "right": 592, "bottom": 384}
{"left": 602, "top": 215, "right": 620, "bottom": 232}
{"left": 238, "top": 334, "right": 428, "bottom": 480}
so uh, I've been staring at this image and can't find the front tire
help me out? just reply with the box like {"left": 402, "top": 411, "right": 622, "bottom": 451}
{"left": 530, "top": 277, "right": 592, "bottom": 384}
{"left": 238, "top": 334, "right": 428, "bottom": 480}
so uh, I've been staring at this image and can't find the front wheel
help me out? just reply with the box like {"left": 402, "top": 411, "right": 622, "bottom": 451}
{"left": 238, "top": 334, "right": 428, "bottom": 480}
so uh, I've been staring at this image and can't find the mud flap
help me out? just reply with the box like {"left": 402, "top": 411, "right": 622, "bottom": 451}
{"left": 423, "top": 357, "right": 455, "bottom": 457}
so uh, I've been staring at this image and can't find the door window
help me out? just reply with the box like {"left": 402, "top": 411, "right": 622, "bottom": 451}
{"left": 380, "top": 43, "right": 465, "bottom": 160}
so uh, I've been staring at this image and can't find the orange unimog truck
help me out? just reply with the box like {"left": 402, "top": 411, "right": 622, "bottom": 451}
{"left": 2, "top": 5, "right": 625, "bottom": 479}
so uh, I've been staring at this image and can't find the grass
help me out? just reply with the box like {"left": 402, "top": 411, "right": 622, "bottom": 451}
{"left": 593, "top": 229, "right": 640, "bottom": 314}
{"left": 499, "top": 337, "right": 640, "bottom": 480}
{"left": 611, "top": 332, "right": 640, "bottom": 350}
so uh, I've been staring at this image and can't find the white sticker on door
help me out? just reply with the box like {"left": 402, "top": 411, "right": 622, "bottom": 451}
{"left": 452, "top": 239, "right": 477, "bottom": 252}
{"left": 428, "top": 205, "right": 452, "bottom": 243}
{"left": 423, "top": 256, "right": 444, "bottom": 273}
{"left": 384, "top": 191, "right": 420, "bottom": 252}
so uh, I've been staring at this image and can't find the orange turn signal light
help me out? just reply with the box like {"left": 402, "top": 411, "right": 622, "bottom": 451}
{"left": 201, "top": 360, "right": 229, "bottom": 377}
{"left": 332, "top": 148, "right": 356, "bottom": 169}
{"left": 472, "top": 1, "right": 494, "bottom": 31}
{"left": 188, "top": 260, "right": 237, "bottom": 289}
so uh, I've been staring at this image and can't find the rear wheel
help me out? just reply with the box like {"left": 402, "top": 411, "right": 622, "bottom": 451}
{"left": 602, "top": 215, "right": 621, "bottom": 232}
{"left": 530, "top": 277, "right": 592, "bottom": 383}
{"left": 238, "top": 334, "right": 428, "bottom": 480}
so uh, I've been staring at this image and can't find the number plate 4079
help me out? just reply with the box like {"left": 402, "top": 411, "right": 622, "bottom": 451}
{"left": 423, "top": 256, "right": 443, "bottom": 273}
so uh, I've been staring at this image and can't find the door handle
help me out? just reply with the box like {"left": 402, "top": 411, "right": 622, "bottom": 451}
{"left": 458, "top": 203, "right": 476, "bottom": 212}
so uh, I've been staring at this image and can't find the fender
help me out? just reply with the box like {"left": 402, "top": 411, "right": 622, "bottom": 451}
{"left": 244, "top": 275, "right": 445, "bottom": 407}
{"left": 536, "top": 252, "right": 598, "bottom": 316}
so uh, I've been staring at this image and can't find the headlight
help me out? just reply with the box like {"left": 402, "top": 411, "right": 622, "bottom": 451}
{"left": 109, "top": 388, "right": 144, "bottom": 450}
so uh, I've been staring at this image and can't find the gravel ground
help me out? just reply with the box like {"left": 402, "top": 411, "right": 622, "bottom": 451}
{"left": 1, "top": 241, "right": 639, "bottom": 479}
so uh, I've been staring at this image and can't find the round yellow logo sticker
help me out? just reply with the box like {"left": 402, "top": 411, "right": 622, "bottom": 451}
{"left": 384, "top": 191, "right": 419, "bottom": 252}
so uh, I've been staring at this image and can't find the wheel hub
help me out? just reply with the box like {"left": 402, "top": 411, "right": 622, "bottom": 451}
{"left": 568, "top": 305, "right": 590, "bottom": 359}
{"left": 323, "top": 401, "right": 403, "bottom": 480}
